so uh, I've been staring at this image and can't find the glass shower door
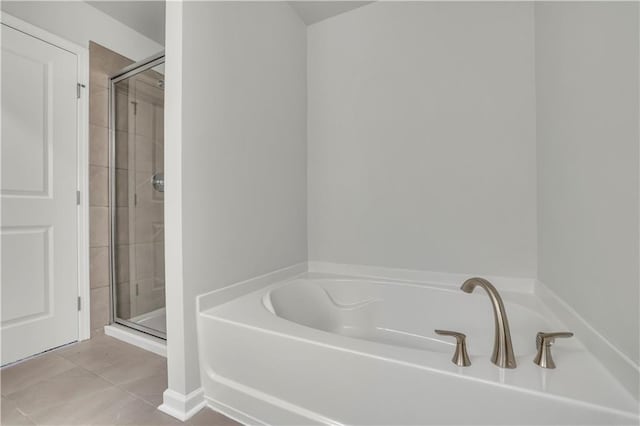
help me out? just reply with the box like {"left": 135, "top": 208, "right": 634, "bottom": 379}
{"left": 111, "top": 55, "right": 166, "bottom": 338}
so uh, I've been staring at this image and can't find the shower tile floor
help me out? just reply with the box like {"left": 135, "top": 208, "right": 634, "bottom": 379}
{"left": 130, "top": 308, "right": 167, "bottom": 335}
{"left": 1, "top": 334, "right": 239, "bottom": 426}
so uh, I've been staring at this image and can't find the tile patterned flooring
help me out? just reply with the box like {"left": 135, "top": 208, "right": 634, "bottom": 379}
{"left": 1, "top": 335, "right": 240, "bottom": 426}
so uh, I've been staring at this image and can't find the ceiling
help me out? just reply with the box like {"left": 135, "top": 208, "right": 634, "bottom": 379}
{"left": 85, "top": 1, "right": 373, "bottom": 44}
{"left": 288, "top": 1, "right": 373, "bottom": 25}
{"left": 86, "top": 1, "right": 166, "bottom": 45}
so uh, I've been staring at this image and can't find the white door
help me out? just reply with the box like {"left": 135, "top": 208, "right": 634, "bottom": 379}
{"left": 1, "top": 23, "right": 79, "bottom": 365}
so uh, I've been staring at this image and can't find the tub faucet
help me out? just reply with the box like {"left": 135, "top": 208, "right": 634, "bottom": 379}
{"left": 461, "top": 277, "right": 517, "bottom": 369}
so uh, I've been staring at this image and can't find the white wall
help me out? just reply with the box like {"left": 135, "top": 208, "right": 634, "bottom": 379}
{"left": 307, "top": 2, "right": 538, "bottom": 278}
{"left": 1, "top": 1, "right": 162, "bottom": 59}
{"left": 535, "top": 2, "right": 639, "bottom": 366}
{"left": 86, "top": 1, "right": 165, "bottom": 45}
{"left": 165, "top": 1, "right": 307, "bottom": 396}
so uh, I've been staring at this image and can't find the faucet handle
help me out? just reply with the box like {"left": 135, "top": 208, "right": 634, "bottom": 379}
{"left": 435, "top": 330, "right": 471, "bottom": 367}
{"left": 534, "top": 331, "right": 573, "bottom": 369}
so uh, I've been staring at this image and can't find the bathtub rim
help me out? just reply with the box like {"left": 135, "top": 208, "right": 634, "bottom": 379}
{"left": 260, "top": 276, "right": 561, "bottom": 358}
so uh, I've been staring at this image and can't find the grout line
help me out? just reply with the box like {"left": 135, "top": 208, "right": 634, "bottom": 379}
{"left": 3, "top": 336, "right": 171, "bottom": 425}
{"left": 63, "top": 336, "right": 168, "bottom": 405}
{"left": 23, "top": 412, "right": 37, "bottom": 426}
{"left": 0, "top": 342, "right": 76, "bottom": 370}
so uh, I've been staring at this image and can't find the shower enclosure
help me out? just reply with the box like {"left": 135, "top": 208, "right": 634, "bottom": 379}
{"left": 109, "top": 53, "right": 166, "bottom": 339}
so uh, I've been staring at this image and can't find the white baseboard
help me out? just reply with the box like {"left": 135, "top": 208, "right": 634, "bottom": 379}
{"left": 535, "top": 280, "right": 639, "bottom": 399}
{"left": 201, "top": 374, "right": 325, "bottom": 426}
{"left": 308, "top": 261, "right": 536, "bottom": 293}
{"left": 159, "top": 388, "right": 206, "bottom": 421}
{"left": 104, "top": 324, "right": 166, "bottom": 357}
{"left": 205, "top": 397, "right": 267, "bottom": 426}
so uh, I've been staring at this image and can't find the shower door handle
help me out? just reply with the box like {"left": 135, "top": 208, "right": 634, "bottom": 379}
{"left": 152, "top": 173, "right": 164, "bottom": 192}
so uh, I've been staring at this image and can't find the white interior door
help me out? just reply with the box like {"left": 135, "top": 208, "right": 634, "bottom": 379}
{"left": 1, "top": 23, "right": 79, "bottom": 365}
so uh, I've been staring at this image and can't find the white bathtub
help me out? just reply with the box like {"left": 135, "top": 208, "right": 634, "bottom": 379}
{"left": 264, "top": 279, "right": 549, "bottom": 358}
{"left": 197, "top": 273, "right": 639, "bottom": 425}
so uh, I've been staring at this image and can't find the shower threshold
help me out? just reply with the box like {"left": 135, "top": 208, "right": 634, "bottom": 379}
{"left": 104, "top": 322, "right": 167, "bottom": 357}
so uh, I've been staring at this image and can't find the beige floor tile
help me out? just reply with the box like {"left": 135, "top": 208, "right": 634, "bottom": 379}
{"left": 95, "top": 355, "right": 166, "bottom": 386}
{"left": 119, "top": 370, "right": 167, "bottom": 406}
{"left": 2, "top": 336, "right": 238, "bottom": 426}
{"left": 187, "top": 408, "right": 241, "bottom": 426}
{"left": 1, "top": 354, "right": 76, "bottom": 396}
{"left": 5, "top": 367, "right": 112, "bottom": 416}
{"left": 127, "top": 408, "right": 182, "bottom": 426}
{"left": 27, "top": 386, "right": 157, "bottom": 426}
{"left": 117, "top": 407, "right": 178, "bottom": 426}
{"left": 57, "top": 336, "right": 151, "bottom": 373}
{"left": 91, "top": 327, "right": 107, "bottom": 338}
{"left": 1, "top": 397, "right": 35, "bottom": 425}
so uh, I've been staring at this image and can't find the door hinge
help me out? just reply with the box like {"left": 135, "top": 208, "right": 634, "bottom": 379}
{"left": 77, "top": 296, "right": 82, "bottom": 311}
{"left": 131, "top": 101, "right": 138, "bottom": 115}
{"left": 135, "top": 283, "right": 139, "bottom": 297}
{"left": 76, "top": 190, "right": 81, "bottom": 205}
{"left": 76, "top": 83, "right": 86, "bottom": 99}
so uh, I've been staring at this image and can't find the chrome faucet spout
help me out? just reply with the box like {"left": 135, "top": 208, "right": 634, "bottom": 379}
{"left": 461, "top": 277, "right": 517, "bottom": 369}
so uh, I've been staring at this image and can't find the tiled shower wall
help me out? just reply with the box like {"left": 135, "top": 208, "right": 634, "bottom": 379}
{"left": 88, "top": 42, "right": 132, "bottom": 336}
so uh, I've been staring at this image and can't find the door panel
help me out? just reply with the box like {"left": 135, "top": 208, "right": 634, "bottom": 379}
{"left": 1, "top": 47, "right": 51, "bottom": 196}
{"left": 1, "top": 24, "right": 79, "bottom": 365}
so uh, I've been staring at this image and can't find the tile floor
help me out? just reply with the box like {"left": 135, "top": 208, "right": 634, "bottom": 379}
{"left": 1, "top": 334, "right": 240, "bottom": 426}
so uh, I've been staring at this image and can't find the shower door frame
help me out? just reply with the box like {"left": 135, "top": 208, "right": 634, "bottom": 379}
{"left": 109, "top": 52, "right": 166, "bottom": 339}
